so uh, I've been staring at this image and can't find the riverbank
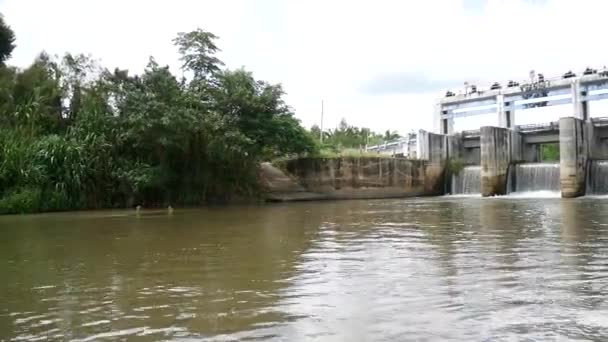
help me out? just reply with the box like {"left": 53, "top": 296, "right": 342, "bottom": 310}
{"left": 1, "top": 155, "right": 444, "bottom": 215}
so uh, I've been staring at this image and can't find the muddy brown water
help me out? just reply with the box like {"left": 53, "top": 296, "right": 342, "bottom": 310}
{"left": 2, "top": 197, "right": 608, "bottom": 341}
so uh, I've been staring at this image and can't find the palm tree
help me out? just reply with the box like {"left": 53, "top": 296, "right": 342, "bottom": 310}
{"left": 383, "top": 130, "right": 400, "bottom": 142}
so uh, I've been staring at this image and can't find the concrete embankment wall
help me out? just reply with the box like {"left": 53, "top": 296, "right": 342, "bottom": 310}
{"left": 263, "top": 157, "right": 443, "bottom": 202}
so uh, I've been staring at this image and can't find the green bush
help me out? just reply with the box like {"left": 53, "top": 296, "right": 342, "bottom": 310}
{"left": 541, "top": 143, "right": 560, "bottom": 161}
{"left": 447, "top": 158, "right": 466, "bottom": 175}
{"left": 0, "top": 188, "right": 42, "bottom": 214}
{"left": 40, "top": 189, "right": 72, "bottom": 212}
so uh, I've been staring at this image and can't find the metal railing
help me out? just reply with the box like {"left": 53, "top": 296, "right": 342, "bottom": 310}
{"left": 366, "top": 135, "right": 418, "bottom": 159}
{"left": 462, "top": 129, "right": 480, "bottom": 138}
{"left": 592, "top": 117, "right": 608, "bottom": 127}
{"left": 444, "top": 66, "right": 608, "bottom": 99}
{"left": 517, "top": 121, "right": 559, "bottom": 133}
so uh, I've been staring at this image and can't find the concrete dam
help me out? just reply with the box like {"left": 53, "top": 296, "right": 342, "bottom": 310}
{"left": 263, "top": 118, "right": 608, "bottom": 201}
{"left": 412, "top": 117, "right": 608, "bottom": 198}
{"left": 426, "top": 68, "right": 608, "bottom": 198}
{"left": 365, "top": 69, "right": 608, "bottom": 198}
{"left": 264, "top": 69, "right": 608, "bottom": 201}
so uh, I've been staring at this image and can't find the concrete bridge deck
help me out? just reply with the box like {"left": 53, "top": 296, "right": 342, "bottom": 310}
{"left": 436, "top": 68, "right": 608, "bottom": 135}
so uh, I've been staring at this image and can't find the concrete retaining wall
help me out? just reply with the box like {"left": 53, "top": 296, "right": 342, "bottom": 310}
{"left": 264, "top": 157, "right": 440, "bottom": 201}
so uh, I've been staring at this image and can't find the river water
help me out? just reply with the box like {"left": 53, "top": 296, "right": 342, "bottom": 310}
{"left": 2, "top": 197, "right": 608, "bottom": 341}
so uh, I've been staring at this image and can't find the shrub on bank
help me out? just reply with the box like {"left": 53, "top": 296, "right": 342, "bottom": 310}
{"left": 0, "top": 188, "right": 42, "bottom": 214}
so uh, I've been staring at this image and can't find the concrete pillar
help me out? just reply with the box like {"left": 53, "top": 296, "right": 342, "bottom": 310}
{"left": 435, "top": 104, "right": 454, "bottom": 135}
{"left": 481, "top": 126, "right": 512, "bottom": 196}
{"left": 417, "top": 130, "right": 429, "bottom": 160}
{"left": 497, "top": 95, "right": 505, "bottom": 127}
{"left": 586, "top": 121, "right": 600, "bottom": 160}
{"left": 445, "top": 117, "right": 454, "bottom": 135}
{"left": 510, "top": 129, "right": 523, "bottom": 163}
{"left": 571, "top": 80, "right": 589, "bottom": 121}
{"left": 439, "top": 115, "right": 454, "bottom": 135}
{"left": 433, "top": 104, "right": 442, "bottom": 134}
{"left": 497, "top": 95, "right": 515, "bottom": 129}
{"left": 418, "top": 130, "right": 448, "bottom": 194}
{"left": 559, "top": 117, "right": 588, "bottom": 198}
{"left": 447, "top": 133, "right": 463, "bottom": 160}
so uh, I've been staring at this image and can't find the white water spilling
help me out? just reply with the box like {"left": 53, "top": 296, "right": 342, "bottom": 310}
{"left": 512, "top": 163, "right": 560, "bottom": 194}
{"left": 451, "top": 166, "right": 481, "bottom": 195}
{"left": 588, "top": 160, "right": 608, "bottom": 194}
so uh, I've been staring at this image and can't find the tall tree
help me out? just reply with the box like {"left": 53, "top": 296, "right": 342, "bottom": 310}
{"left": 0, "top": 27, "right": 318, "bottom": 213}
{"left": 173, "top": 28, "right": 224, "bottom": 80}
{"left": 210, "top": 68, "right": 316, "bottom": 158}
{"left": 0, "top": 14, "right": 15, "bottom": 65}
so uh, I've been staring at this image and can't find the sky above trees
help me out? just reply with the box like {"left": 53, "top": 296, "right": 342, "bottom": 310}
{"left": 2, "top": 0, "right": 608, "bottom": 133}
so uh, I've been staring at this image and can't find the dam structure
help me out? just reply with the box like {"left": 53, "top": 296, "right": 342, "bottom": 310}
{"left": 368, "top": 68, "right": 608, "bottom": 198}
{"left": 439, "top": 69, "right": 608, "bottom": 198}
{"left": 267, "top": 68, "right": 608, "bottom": 202}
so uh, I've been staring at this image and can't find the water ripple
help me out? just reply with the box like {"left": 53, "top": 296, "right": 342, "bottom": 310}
{"left": 2, "top": 198, "right": 608, "bottom": 340}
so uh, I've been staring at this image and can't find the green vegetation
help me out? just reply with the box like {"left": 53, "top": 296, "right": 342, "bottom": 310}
{"left": 446, "top": 158, "right": 466, "bottom": 175}
{"left": 0, "top": 14, "right": 15, "bottom": 64}
{"left": 310, "top": 118, "right": 400, "bottom": 154}
{"left": 0, "top": 18, "right": 317, "bottom": 214}
{"left": 541, "top": 143, "right": 559, "bottom": 162}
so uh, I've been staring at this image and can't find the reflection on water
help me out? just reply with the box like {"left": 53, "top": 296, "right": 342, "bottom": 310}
{"left": 2, "top": 198, "right": 608, "bottom": 340}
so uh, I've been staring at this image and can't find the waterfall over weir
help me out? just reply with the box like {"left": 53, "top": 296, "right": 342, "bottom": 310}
{"left": 511, "top": 163, "right": 560, "bottom": 193}
{"left": 588, "top": 160, "right": 608, "bottom": 194}
{"left": 452, "top": 166, "right": 481, "bottom": 195}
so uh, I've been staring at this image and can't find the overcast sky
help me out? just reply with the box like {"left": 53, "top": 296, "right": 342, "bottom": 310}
{"left": 2, "top": 0, "right": 608, "bottom": 133}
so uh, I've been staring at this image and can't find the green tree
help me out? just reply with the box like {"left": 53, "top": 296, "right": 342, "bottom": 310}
{"left": 210, "top": 68, "right": 316, "bottom": 158}
{"left": 0, "top": 14, "right": 15, "bottom": 65}
{"left": 318, "top": 118, "right": 389, "bottom": 150}
{"left": 541, "top": 143, "right": 559, "bottom": 161}
{"left": 0, "top": 27, "right": 317, "bottom": 213}
{"left": 384, "top": 130, "right": 400, "bottom": 141}
{"left": 10, "top": 53, "right": 63, "bottom": 135}
{"left": 310, "top": 124, "right": 321, "bottom": 141}
{"left": 173, "top": 28, "right": 224, "bottom": 79}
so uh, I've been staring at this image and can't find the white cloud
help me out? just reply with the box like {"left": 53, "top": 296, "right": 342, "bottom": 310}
{"left": 2, "top": 0, "right": 608, "bottom": 134}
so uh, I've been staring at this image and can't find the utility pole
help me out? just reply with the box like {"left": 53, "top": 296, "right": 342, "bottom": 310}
{"left": 320, "top": 100, "right": 324, "bottom": 143}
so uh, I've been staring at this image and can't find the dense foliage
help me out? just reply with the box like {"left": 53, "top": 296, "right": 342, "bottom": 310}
{"left": 0, "top": 15, "right": 15, "bottom": 65}
{"left": 0, "top": 23, "right": 317, "bottom": 214}
{"left": 541, "top": 143, "right": 559, "bottom": 161}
